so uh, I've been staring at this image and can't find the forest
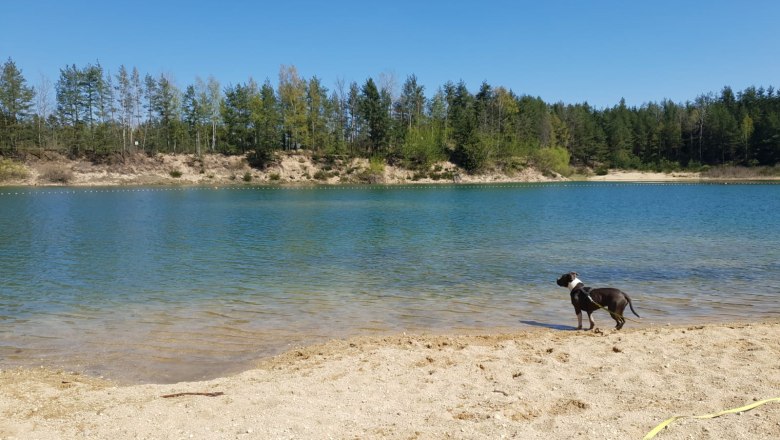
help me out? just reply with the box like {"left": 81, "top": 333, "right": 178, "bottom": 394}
{"left": 1, "top": 57, "right": 779, "bottom": 174}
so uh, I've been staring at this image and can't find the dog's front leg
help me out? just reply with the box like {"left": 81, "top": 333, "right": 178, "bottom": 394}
{"left": 576, "top": 312, "right": 583, "bottom": 330}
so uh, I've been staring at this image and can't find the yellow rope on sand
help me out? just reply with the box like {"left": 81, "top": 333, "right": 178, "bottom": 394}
{"left": 643, "top": 397, "right": 780, "bottom": 439}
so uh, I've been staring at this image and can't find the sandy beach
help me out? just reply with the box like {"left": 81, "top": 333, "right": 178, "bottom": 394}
{"left": 585, "top": 170, "right": 701, "bottom": 182}
{"left": 2, "top": 322, "right": 779, "bottom": 439}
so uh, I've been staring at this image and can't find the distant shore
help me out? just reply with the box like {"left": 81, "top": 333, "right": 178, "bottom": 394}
{"left": 2, "top": 321, "right": 779, "bottom": 439}
{"left": 3, "top": 151, "right": 777, "bottom": 188}
{"left": 1, "top": 152, "right": 558, "bottom": 187}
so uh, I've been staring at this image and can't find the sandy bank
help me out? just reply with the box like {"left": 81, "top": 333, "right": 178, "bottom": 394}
{"left": 5, "top": 152, "right": 780, "bottom": 187}
{"left": 586, "top": 170, "right": 702, "bottom": 182}
{"left": 0, "top": 152, "right": 563, "bottom": 187}
{"left": 2, "top": 322, "right": 779, "bottom": 439}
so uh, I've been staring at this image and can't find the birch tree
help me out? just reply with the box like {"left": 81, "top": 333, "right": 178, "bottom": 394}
{"left": 206, "top": 75, "right": 221, "bottom": 152}
{"left": 35, "top": 73, "right": 52, "bottom": 148}
{"left": 278, "top": 65, "right": 308, "bottom": 150}
{"left": 116, "top": 65, "right": 133, "bottom": 153}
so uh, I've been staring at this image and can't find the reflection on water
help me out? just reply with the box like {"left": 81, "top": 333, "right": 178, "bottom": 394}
{"left": 1, "top": 183, "right": 779, "bottom": 383}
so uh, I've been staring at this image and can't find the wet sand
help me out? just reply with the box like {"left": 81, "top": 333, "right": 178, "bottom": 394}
{"left": 2, "top": 321, "right": 779, "bottom": 439}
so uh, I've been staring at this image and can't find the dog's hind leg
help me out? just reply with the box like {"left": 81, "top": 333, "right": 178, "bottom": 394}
{"left": 613, "top": 303, "right": 627, "bottom": 329}
{"left": 587, "top": 312, "right": 595, "bottom": 330}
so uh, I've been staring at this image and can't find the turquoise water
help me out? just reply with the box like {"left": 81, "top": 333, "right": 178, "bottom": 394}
{"left": 1, "top": 183, "right": 779, "bottom": 383}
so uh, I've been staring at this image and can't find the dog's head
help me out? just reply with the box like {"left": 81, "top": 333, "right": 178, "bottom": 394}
{"left": 556, "top": 272, "right": 579, "bottom": 288}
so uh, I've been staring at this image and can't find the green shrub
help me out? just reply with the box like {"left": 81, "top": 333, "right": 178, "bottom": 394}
{"left": 243, "top": 171, "right": 252, "bottom": 182}
{"left": 401, "top": 125, "right": 445, "bottom": 169}
{"left": 169, "top": 169, "right": 183, "bottom": 178}
{"left": 369, "top": 156, "right": 385, "bottom": 174}
{"left": 454, "top": 137, "right": 492, "bottom": 173}
{"left": 653, "top": 159, "right": 681, "bottom": 173}
{"left": 269, "top": 172, "right": 281, "bottom": 181}
{"left": 0, "top": 158, "right": 29, "bottom": 181}
{"left": 532, "top": 147, "right": 571, "bottom": 176}
{"left": 610, "top": 150, "right": 642, "bottom": 169}
{"left": 503, "top": 157, "right": 527, "bottom": 172}
{"left": 358, "top": 157, "right": 386, "bottom": 183}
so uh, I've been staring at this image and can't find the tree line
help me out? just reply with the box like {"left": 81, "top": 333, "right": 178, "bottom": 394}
{"left": 1, "top": 56, "right": 778, "bottom": 172}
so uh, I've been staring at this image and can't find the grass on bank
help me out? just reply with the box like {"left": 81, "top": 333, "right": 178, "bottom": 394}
{"left": 701, "top": 164, "right": 780, "bottom": 179}
{"left": 40, "top": 164, "right": 75, "bottom": 183}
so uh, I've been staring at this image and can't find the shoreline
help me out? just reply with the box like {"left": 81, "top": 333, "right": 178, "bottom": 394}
{"left": 0, "top": 315, "right": 766, "bottom": 387}
{"left": 2, "top": 321, "right": 780, "bottom": 439}
{"left": 3, "top": 152, "right": 778, "bottom": 188}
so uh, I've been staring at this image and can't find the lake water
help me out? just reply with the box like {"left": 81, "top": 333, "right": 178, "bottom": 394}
{"left": 1, "top": 182, "right": 779, "bottom": 383}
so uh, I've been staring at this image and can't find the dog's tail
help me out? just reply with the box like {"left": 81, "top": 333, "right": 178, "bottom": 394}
{"left": 625, "top": 293, "right": 640, "bottom": 318}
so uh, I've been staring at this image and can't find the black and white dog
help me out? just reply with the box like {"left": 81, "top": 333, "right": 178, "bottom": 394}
{"left": 556, "top": 272, "right": 640, "bottom": 330}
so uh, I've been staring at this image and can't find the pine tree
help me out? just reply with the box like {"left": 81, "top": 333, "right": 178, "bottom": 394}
{"left": 307, "top": 76, "right": 327, "bottom": 152}
{"left": 397, "top": 74, "right": 426, "bottom": 131}
{"left": 56, "top": 64, "right": 84, "bottom": 154}
{"left": 251, "top": 80, "right": 281, "bottom": 162}
{"left": 448, "top": 82, "right": 477, "bottom": 170}
{"left": 154, "top": 74, "right": 182, "bottom": 153}
{"left": 346, "top": 81, "right": 361, "bottom": 151}
{"left": 222, "top": 80, "right": 257, "bottom": 153}
{"left": 141, "top": 74, "right": 158, "bottom": 153}
{"left": 0, "top": 57, "right": 35, "bottom": 152}
{"left": 183, "top": 84, "right": 204, "bottom": 155}
{"left": 359, "top": 78, "right": 389, "bottom": 154}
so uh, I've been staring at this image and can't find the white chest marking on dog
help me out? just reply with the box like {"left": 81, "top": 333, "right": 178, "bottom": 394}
{"left": 568, "top": 277, "right": 583, "bottom": 290}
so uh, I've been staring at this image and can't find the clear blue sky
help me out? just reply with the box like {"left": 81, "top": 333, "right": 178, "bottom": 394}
{"left": 2, "top": 0, "right": 778, "bottom": 108}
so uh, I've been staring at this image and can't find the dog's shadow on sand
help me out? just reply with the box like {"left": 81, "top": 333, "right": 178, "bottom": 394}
{"left": 520, "top": 320, "right": 578, "bottom": 331}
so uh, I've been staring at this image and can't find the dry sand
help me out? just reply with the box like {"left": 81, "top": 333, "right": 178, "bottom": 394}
{"left": 586, "top": 170, "right": 701, "bottom": 182}
{"left": 2, "top": 322, "right": 779, "bottom": 439}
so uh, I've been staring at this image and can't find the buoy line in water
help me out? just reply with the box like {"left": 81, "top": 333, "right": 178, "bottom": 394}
{"left": 0, "top": 180, "right": 776, "bottom": 197}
